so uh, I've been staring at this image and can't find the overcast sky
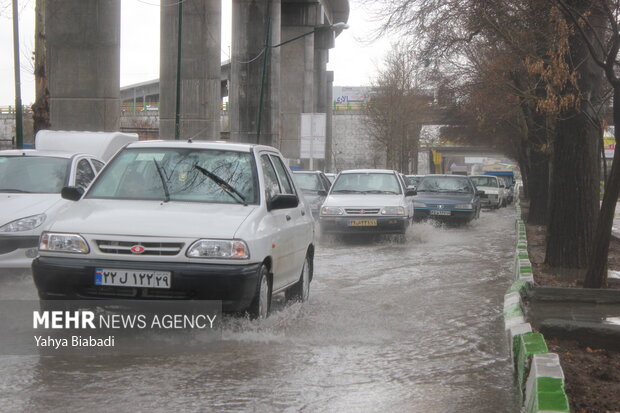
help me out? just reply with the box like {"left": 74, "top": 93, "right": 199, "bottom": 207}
{"left": 0, "top": 0, "right": 393, "bottom": 106}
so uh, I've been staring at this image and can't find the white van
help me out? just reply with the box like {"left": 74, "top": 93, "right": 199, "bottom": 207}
{"left": 32, "top": 140, "right": 315, "bottom": 318}
{"left": 0, "top": 130, "right": 138, "bottom": 271}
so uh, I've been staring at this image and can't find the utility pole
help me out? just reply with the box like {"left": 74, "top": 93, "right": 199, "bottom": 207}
{"left": 12, "top": 0, "right": 23, "bottom": 149}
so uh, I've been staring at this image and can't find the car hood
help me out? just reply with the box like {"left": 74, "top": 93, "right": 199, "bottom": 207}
{"left": 414, "top": 192, "right": 475, "bottom": 205}
{"left": 46, "top": 199, "right": 257, "bottom": 239}
{"left": 324, "top": 193, "right": 404, "bottom": 207}
{"left": 0, "top": 193, "right": 65, "bottom": 226}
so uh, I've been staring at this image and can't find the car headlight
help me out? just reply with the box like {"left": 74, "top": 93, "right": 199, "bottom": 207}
{"left": 320, "top": 206, "right": 344, "bottom": 216}
{"left": 413, "top": 202, "right": 427, "bottom": 208}
{"left": 381, "top": 206, "right": 405, "bottom": 215}
{"left": 454, "top": 204, "right": 474, "bottom": 210}
{"left": 186, "top": 239, "right": 249, "bottom": 259}
{"left": 0, "top": 214, "right": 46, "bottom": 232}
{"left": 39, "top": 232, "right": 90, "bottom": 254}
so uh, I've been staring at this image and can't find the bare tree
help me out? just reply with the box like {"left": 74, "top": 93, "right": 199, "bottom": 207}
{"left": 364, "top": 43, "right": 429, "bottom": 173}
{"left": 31, "top": 0, "right": 49, "bottom": 133}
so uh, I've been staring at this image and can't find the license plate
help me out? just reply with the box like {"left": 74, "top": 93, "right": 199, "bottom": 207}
{"left": 430, "top": 210, "right": 451, "bottom": 216}
{"left": 95, "top": 268, "right": 171, "bottom": 289}
{"left": 348, "top": 219, "right": 378, "bottom": 226}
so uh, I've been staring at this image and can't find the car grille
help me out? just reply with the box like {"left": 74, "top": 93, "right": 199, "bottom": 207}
{"left": 96, "top": 240, "right": 184, "bottom": 256}
{"left": 345, "top": 208, "right": 381, "bottom": 215}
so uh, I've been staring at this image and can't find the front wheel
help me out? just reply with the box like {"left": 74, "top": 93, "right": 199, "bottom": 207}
{"left": 248, "top": 265, "right": 271, "bottom": 319}
{"left": 285, "top": 255, "right": 311, "bottom": 302}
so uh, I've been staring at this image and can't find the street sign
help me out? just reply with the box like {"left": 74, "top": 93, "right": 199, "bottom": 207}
{"left": 300, "top": 113, "right": 326, "bottom": 160}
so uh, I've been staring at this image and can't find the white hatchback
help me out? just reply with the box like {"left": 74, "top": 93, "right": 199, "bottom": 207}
{"left": 32, "top": 140, "right": 315, "bottom": 318}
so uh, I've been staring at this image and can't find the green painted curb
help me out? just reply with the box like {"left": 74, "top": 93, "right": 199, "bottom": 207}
{"left": 504, "top": 303, "right": 524, "bottom": 319}
{"left": 514, "top": 332, "right": 549, "bottom": 394}
{"left": 507, "top": 280, "right": 528, "bottom": 295}
{"left": 519, "top": 265, "right": 533, "bottom": 274}
{"left": 527, "top": 377, "right": 570, "bottom": 413}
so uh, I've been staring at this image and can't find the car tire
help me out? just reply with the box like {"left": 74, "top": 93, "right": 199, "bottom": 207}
{"left": 286, "top": 254, "right": 311, "bottom": 302}
{"left": 248, "top": 264, "right": 271, "bottom": 319}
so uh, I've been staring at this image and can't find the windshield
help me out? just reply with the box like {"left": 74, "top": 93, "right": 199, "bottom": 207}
{"left": 293, "top": 173, "right": 321, "bottom": 191}
{"left": 470, "top": 176, "right": 498, "bottom": 187}
{"left": 405, "top": 176, "right": 422, "bottom": 187}
{"left": 417, "top": 176, "right": 474, "bottom": 193}
{"left": 331, "top": 172, "right": 401, "bottom": 194}
{"left": 87, "top": 148, "right": 258, "bottom": 204}
{"left": 0, "top": 156, "right": 70, "bottom": 193}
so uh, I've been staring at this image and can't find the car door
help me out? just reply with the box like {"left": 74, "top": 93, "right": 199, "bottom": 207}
{"left": 269, "top": 154, "right": 312, "bottom": 287}
{"left": 259, "top": 153, "right": 298, "bottom": 291}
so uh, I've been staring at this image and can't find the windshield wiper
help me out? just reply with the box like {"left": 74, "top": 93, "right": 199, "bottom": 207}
{"left": 332, "top": 189, "right": 361, "bottom": 194}
{"left": 152, "top": 160, "right": 170, "bottom": 202}
{"left": 0, "top": 188, "right": 31, "bottom": 193}
{"left": 194, "top": 165, "right": 247, "bottom": 206}
{"left": 362, "top": 190, "right": 399, "bottom": 194}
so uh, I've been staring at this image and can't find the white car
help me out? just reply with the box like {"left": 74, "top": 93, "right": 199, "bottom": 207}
{"left": 469, "top": 175, "right": 505, "bottom": 208}
{"left": 319, "top": 169, "right": 416, "bottom": 236}
{"left": 0, "top": 131, "right": 137, "bottom": 271}
{"left": 32, "top": 140, "right": 315, "bottom": 319}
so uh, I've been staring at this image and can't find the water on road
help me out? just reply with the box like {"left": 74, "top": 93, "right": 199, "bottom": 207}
{"left": 0, "top": 208, "right": 519, "bottom": 412}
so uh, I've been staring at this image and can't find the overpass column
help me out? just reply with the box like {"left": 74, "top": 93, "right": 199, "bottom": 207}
{"left": 314, "top": 29, "right": 334, "bottom": 171}
{"left": 160, "top": 0, "right": 221, "bottom": 140}
{"left": 230, "top": 0, "right": 281, "bottom": 146}
{"left": 279, "top": 2, "right": 322, "bottom": 163}
{"left": 46, "top": 0, "right": 120, "bottom": 131}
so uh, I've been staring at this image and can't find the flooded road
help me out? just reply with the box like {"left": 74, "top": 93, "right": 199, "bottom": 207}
{"left": 0, "top": 208, "right": 518, "bottom": 412}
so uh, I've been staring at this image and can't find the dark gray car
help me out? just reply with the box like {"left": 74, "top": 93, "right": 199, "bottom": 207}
{"left": 292, "top": 171, "right": 331, "bottom": 218}
{"left": 412, "top": 175, "right": 482, "bottom": 223}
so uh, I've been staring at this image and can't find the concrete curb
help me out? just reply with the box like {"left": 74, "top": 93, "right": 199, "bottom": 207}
{"left": 505, "top": 201, "right": 571, "bottom": 412}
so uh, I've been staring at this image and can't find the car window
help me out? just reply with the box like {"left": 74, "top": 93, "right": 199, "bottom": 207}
{"left": 331, "top": 172, "right": 402, "bottom": 194}
{"left": 91, "top": 159, "right": 105, "bottom": 172}
{"left": 75, "top": 159, "right": 96, "bottom": 190}
{"left": 87, "top": 148, "right": 258, "bottom": 204}
{"left": 261, "top": 154, "right": 281, "bottom": 199}
{"left": 270, "top": 155, "right": 295, "bottom": 195}
{"left": 293, "top": 173, "right": 322, "bottom": 191}
{"left": 0, "top": 156, "right": 70, "bottom": 193}
{"left": 470, "top": 176, "right": 498, "bottom": 187}
{"left": 417, "top": 176, "right": 474, "bottom": 193}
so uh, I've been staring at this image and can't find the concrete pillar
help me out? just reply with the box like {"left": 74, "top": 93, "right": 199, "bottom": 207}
{"left": 230, "top": 0, "right": 281, "bottom": 146}
{"left": 279, "top": 2, "right": 321, "bottom": 161}
{"left": 160, "top": 0, "right": 221, "bottom": 140}
{"left": 46, "top": 0, "right": 120, "bottom": 131}
{"left": 326, "top": 70, "right": 334, "bottom": 172}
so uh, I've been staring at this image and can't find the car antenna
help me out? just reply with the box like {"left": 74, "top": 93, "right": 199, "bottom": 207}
{"left": 187, "top": 138, "right": 193, "bottom": 143}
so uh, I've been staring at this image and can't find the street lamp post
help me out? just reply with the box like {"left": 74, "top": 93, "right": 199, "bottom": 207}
{"left": 174, "top": 0, "right": 183, "bottom": 140}
{"left": 12, "top": 0, "right": 23, "bottom": 149}
{"left": 255, "top": 22, "right": 349, "bottom": 143}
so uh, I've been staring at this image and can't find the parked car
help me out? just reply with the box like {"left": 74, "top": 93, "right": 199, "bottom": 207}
{"left": 413, "top": 175, "right": 482, "bottom": 223}
{"left": 500, "top": 177, "right": 514, "bottom": 204}
{"left": 292, "top": 170, "right": 331, "bottom": 218}
{"left": 324, "top": 173, "right": 337, "bottom": 183}
{"left": 469, "top": 175, "right": 505, "bottom": 208}
{"left": 32, "top": 141, "right": 315, "bottom": 319}
{"left": 0, "top": 130, "right": 137, "bottom": 272}
{"left": 319, "top": 169, "right": 416, "bottom": 236}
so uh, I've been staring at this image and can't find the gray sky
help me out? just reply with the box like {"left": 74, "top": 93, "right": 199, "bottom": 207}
{"left": 0, "top": 0, "right": 392, "bottom": 107}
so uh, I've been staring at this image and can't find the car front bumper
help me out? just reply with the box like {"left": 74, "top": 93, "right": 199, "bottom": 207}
{"left": 319, "top": 215, "right": 408, "bottom": 234}
{"left": 413, "top": 208, "right": 476, "bottom": 222}
{"left": 32, "top": 256, "right": 261, "bottom": 312}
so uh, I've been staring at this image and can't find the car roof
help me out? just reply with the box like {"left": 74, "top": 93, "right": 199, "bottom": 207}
{"left": 0, "top": 149, "right": 83, "bottom": 159}
{"left": 126, "top": 140, "right": 278, "bottom": 153}
{"left": 469, "top": 175, "right": 496, "bottom": 178}
{"left": 422, "top": 174, "right": 470, "bottom": 178}
{"left": 293, "top": 170, "right": 323, "bottom": 174}
{"left": 340, "top": 169, "right": 396, "bottom": 174}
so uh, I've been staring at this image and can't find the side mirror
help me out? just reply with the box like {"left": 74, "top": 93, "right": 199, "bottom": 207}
{"left": 405, "top": 188, "right": 417, "bottom": 197}
{"left": 61, "top": 186, "right": 84, "bottom": 201}
{"left": 476, "top": 190, "right": 485, "bottom": 196}
{"left": 268, "top": 194, "right": 299, "bottom": 211}
{"left": 317, "top": 190, "right": 328, "bottom": 197}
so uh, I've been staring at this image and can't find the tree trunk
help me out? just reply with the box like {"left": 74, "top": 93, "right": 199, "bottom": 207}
{"left": 32, "top": 0, "right": 49, "bottom": 133}
{"left": 545, "top": 107, "right": 600, "bottom": 268}
{"left": 583, "top": 85, "right": 620, "bottom": 288}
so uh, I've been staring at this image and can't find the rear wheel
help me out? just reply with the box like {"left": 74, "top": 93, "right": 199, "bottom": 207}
{"left": 286, "top": 254, "right": 311, "bottom": 302}
{"left": 248, "top": 265, "right": 271, "bottom": 319}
